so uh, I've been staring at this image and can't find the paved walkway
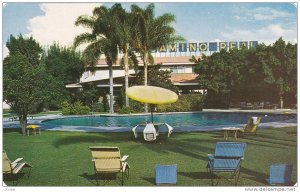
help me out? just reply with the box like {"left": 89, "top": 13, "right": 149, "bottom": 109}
{"left": 3, "top": 109, "right": 297, "bottom": 132}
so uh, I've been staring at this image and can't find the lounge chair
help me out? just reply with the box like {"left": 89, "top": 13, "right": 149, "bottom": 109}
{"left": 207, "top": 142, "right": 247, "bottom": 186}
{"left": 239, "top": 116, "right": 262, "bottom": 134}
{"left": 2, "top": 150, "right": 32, "bottom": 185}
{"left": 155, "top": 164, "right": 177, "bottom": 185}
{"left": 89, "top": 147, "right": 129, "bottom": 185}
{"left": 255, "top": 102, "right": 264, "bottom": 109}
{"left": 267, "top": 164, "right": 293, "bottom": 185}
{"left": 240, "top": 102, "right": 247, "bottom": 109}
{"left": 246, "top": 102, "right": 254, "bottom": 109}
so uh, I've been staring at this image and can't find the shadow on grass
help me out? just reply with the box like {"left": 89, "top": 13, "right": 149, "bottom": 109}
{"left": 179, "top": 171, "right": 210, "bottom": 179}
{"left": 52, "top": 132, "right": 214, "bottom": 161}
{"left": 240, "top": 133, "right": 296, "bottom": 149}
{"left": 3, "top": 128, "right": 22, "bottom": 134}
{"left": 3, "top": 173, "right": 28, "bottom": 186}
{"left": 139, "top": 137, "right": 216, "bottom": 161}
{"left": 79, "top": 173, "right": 97, "bottom": 185}
{"left": 241, "top": 167, "right": 269, "bottom": 185}
{"left": 79, "top": 172, "right": 123, "bottom": 186}
{"left": 141, "top": 177, "right": 155, "bottom": 185}
{"left": 52, "top": 132, "right": 134, "bottom": 148}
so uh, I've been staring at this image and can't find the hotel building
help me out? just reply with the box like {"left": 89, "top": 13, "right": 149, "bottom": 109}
{"left": 66, "top": 41, "right": 258, "bottom": 95}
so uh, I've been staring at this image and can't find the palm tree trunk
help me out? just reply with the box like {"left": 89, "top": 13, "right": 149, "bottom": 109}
{"left": 124, "top": 43, "right": 129, "bottom": 107}
{"left": 109, "top": 64, "right": 114, "bottom": 114}
{"left": 143, "top": 52, "right": 148, "bottom": 113}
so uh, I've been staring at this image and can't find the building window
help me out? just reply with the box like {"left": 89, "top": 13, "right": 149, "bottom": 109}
{"left": 169, "top": 66, "right": 193, "bottom": 74}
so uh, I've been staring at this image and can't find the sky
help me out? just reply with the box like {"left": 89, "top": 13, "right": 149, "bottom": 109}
{"left": 2, "top": 2, "right": 298, "bottom": 58}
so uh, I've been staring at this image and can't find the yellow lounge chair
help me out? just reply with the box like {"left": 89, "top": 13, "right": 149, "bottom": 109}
{"left": 3, "top": 151, "right": 32, "bottom": 185}
{"left": 89, "top": 146, "right": 129, "bottom": 185}
{"left": 239, "top": 117, "right": 262, "bottom": 134}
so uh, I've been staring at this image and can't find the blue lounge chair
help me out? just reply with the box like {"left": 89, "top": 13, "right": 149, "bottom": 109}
{"left": 155, "top": 164, "right": 177, "bottom": 185}
{"left": 207, "top": 142, "right": 247, "bottom": 186}
{"left": 267, "top": 164, "right": 293, "bottom": 185}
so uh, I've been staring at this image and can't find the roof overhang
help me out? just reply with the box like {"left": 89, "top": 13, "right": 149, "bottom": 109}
{"left": 96, "top": 84, "right": 123, "bottom": 88}
{"left": 65, "top": 83, "right": 123, "bottom": 88}
{"left": 65, "top": 84, "right": 82, "bottom": 88}
{"left": 173, "top": 82, "right": 199, "bottom": 86}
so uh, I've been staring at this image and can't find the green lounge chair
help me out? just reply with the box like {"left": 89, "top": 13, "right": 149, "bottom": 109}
{"left": 207, "top": 142, "right": 247, "bottom": 186}
{"left": 89, "top": 147, "right": 129, "bottom": 186}
{"left": 239, "top": 116, "right": 262, "bottom": 134}
{"left": 2, "top": 151, "right": 32, "bottom": 185}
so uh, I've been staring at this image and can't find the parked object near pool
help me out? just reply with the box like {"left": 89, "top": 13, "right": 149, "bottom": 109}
{"left": 132, "top": 122, "right": 174, "bottom": 141}
{"left": 239, "top": 116, "right": 262, "bottom": 134}
{"left": 126, "top": 86, "right": 178, "bottom": 141}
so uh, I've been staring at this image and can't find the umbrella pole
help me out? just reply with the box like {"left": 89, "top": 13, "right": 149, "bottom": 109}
{"left": 151, "top": 105, "right": 154, "bottom": 123}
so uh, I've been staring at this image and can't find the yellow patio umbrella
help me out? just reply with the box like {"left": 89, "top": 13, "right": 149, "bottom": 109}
{"left": 126, "top": 86, "right": 178, "bottom": 123}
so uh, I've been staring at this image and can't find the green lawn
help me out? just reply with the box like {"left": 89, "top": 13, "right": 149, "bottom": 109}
{"left": 3, "top": 127, "right": 297, "bottom": 186}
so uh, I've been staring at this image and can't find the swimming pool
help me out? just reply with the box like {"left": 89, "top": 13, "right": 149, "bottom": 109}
{"left": 42, "top": 112, "right": 295, "bottom": 128}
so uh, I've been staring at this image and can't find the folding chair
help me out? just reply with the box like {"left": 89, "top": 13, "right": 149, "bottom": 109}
{"left": 207, "top": 142, "right": 247, "bottom": 185}
{"left": 155, "top": 164, "right": 177, "bottom": 185}
{"left": 89, "top": 146, "right": 129, "bottom": 186}
{"left": 267, "top": 164, "right": 293, "bottom": 185}
{"left": 2, "top": 150, "right": 32, "bottom": 185}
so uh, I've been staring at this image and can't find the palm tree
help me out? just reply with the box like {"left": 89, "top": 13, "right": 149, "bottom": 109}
{"left": 111, "top": 4, "right": 138, "bottom": 107}
{"left": 74, "top": 6, "right": 119, "bottom": 114}
{"left": 131, "top": 3, "right": 184, "bottom": 112}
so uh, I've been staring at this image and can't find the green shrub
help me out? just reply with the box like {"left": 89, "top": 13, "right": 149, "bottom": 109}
{"left": 129, "top": 100, "right": 144, "bottom": 113}
{"left": 60, "top": 101, "right": 90, "bottom": 115}
{"left": 91, "top": 102, "right": 104, "bottom": 112}
{"left": 61, "top": 101, "right": 72, "bottom": 115}
{"left": 118, "top": 106, "right": 132, "bottom": 114}
{"left": 157, "top": 94, "right": 204, "bottom": 112}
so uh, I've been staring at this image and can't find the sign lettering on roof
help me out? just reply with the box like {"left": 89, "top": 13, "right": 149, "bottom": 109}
{"left": 157, "top": 41, "right": 258, "bottom": 53}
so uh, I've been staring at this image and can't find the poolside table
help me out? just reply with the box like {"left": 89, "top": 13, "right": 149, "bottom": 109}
{"left": 222, "top": 127, "right": 241, "bottom": 140}
{"left": 26, "top": 125, "right": 41, "bottom": 136}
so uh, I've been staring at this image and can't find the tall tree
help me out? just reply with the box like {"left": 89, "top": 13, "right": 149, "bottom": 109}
{"left": 192, "top": 38, "right": 297, "bottom": 108}
{"left": 3, "top": 35, "right": 62, "bottom": 135}
{"left": 43, "top": 43, "right": 85, "bottom": 109}
{"left": 131, "top": 3, "right": 184, "bottom": 112}
{"left": 111, "top": 4, "right": 138, "bottom": 107}
{"left": 44, "top": 43, "right": 84, "bottom": 85}
{"left": 74, "top": 5, "right": 119, "bottom": 114}
{"left": 259, "top": 38, "right": 297, "bottom": 108}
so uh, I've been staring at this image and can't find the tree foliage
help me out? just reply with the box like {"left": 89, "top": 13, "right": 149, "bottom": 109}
{"left": 3, "top": 35, "right": 63, "bottom": 134}
{"left": 44, "top": 43, "right": 84, "bottom": 85}
{"left": 131, "top": 3, "right": 184, "bottom": 112}
{"left": 192, "top": 38, "right": 297, "bottom": 108}
{"left": 132, "top": 64, "right": 178, "bottom": 93}
{"left": 74, "top": 5, "right": 121, "bottom": 114}
{"left": 43, "top": 43, "right": 85, "bottom": 109}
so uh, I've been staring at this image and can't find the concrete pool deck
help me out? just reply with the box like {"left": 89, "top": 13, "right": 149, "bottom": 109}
{"left": 3, "top": 109, "right": 297, "bottom": 132}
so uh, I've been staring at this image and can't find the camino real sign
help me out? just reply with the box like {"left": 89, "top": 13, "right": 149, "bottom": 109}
{"left": 157, "top": 41, "right": 258, "bottom": 53}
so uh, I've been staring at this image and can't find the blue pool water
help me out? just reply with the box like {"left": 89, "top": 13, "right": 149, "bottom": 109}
{"left": 42, "top": 112, "right": 294, "bottom": 128}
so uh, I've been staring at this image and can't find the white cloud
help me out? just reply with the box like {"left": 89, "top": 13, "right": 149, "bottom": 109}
{"left": 26, "top": 3, "right": 101, "bottom": 48}
{"left": 210, "top": 39, "right": 222, "bottom": 43}
{"left": 250, "top": 7, "right": 294, "bottom": 21}
{"left": 3, "top": 43, "right": 9, "bottom": 58}
{"left": 233, "top": 15, "right": 241, "bottom": 20}
{"left": 221, "top": 24, "right": 296, "bottom": 45}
